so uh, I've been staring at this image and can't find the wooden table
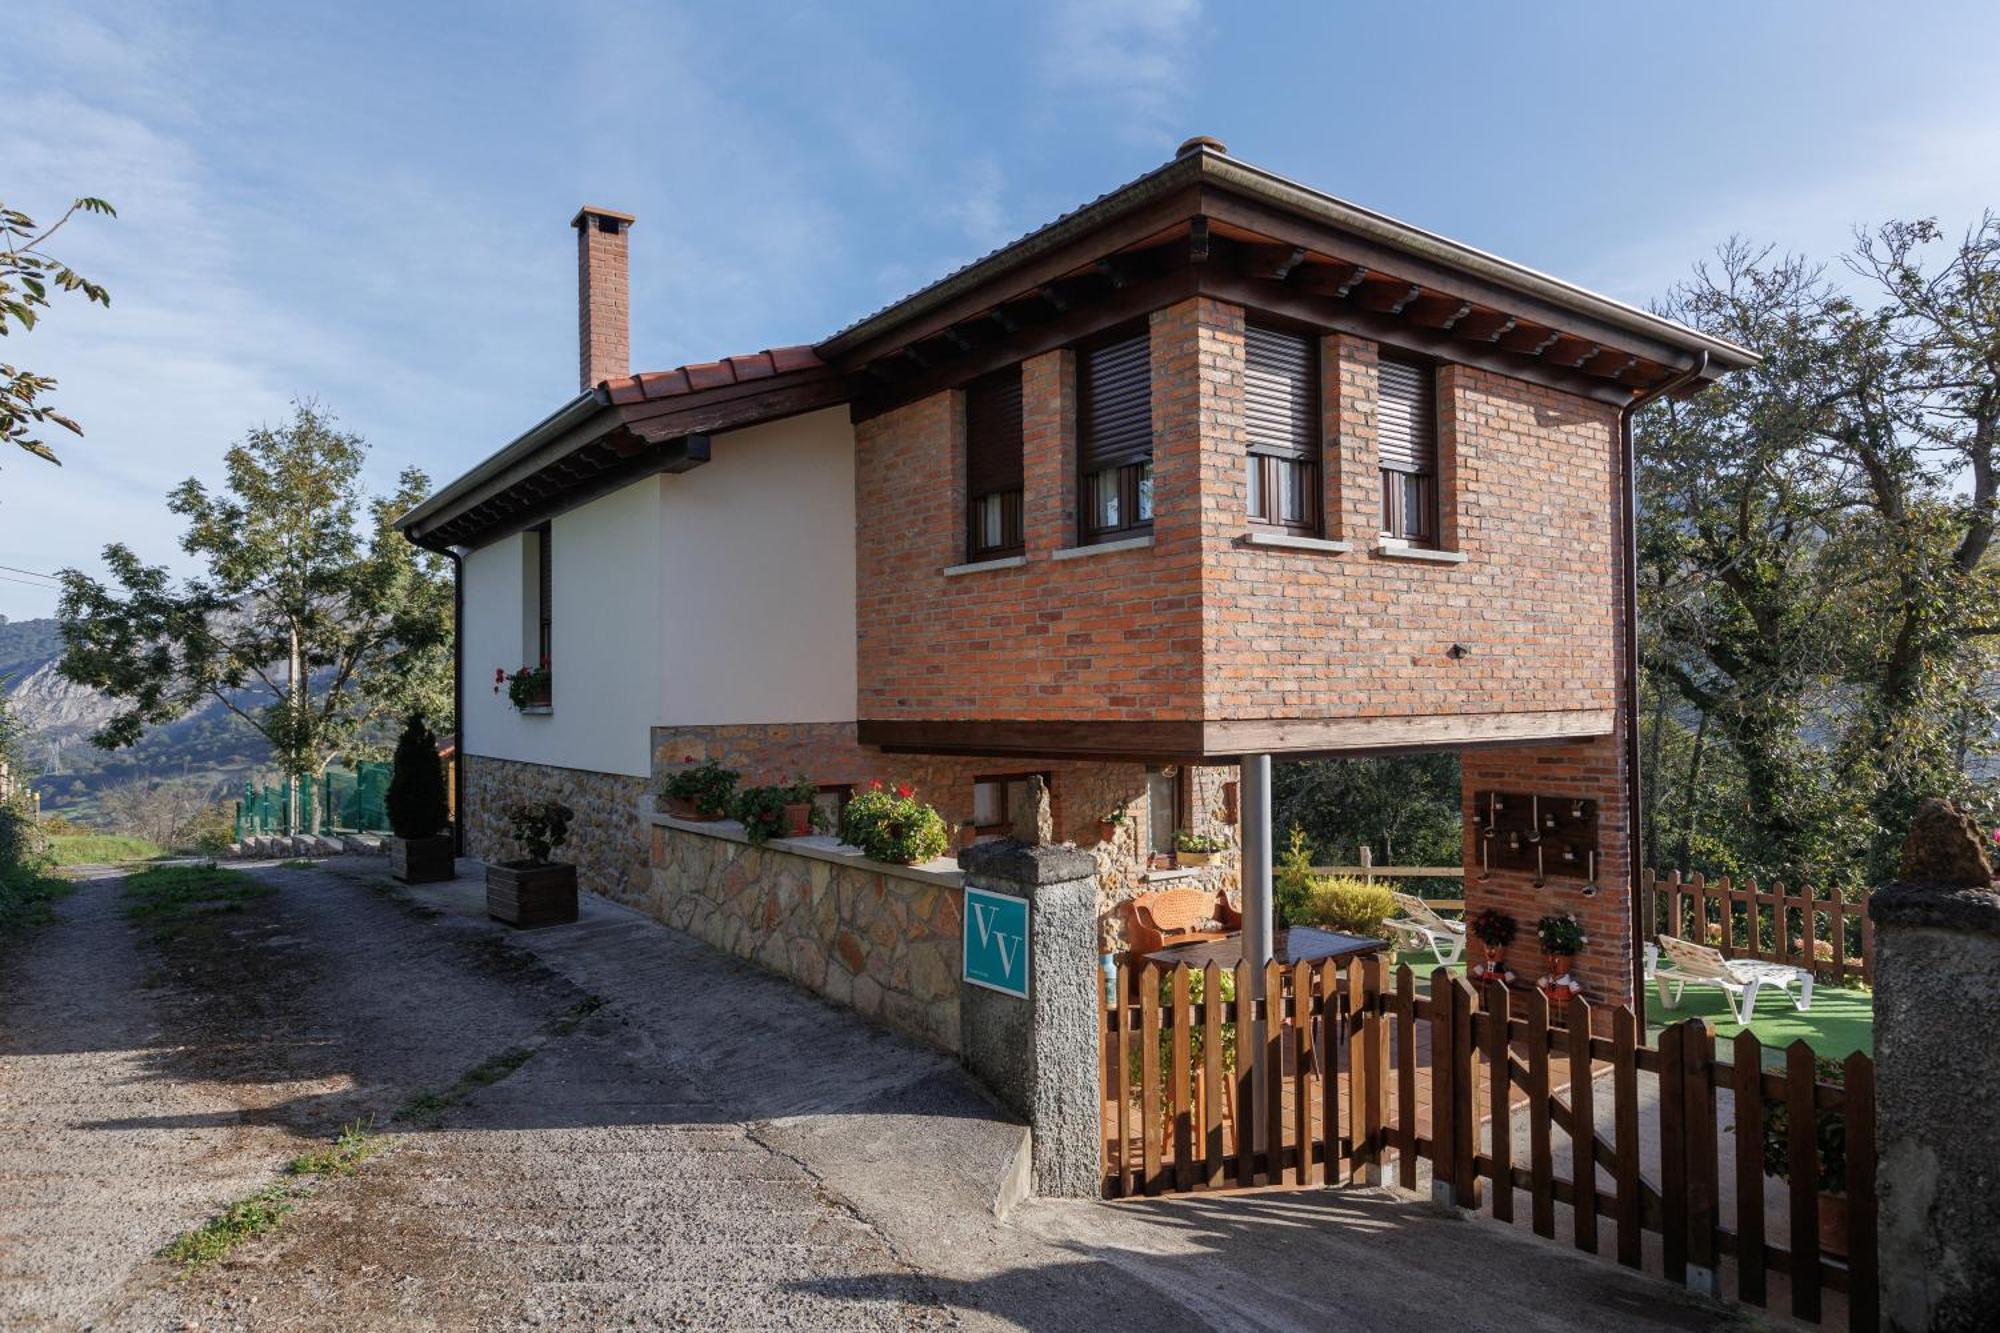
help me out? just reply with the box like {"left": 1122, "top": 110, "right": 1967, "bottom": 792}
{"left": 1145, "top": 926, "right": 1387, "bottom": 970}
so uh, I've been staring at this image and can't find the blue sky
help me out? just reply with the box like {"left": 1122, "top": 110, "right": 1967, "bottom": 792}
{"left": 6, "top": 0, "right": 1998, "bottom": 620}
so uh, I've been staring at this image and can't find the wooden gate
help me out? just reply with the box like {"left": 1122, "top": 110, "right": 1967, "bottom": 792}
{"left": 1100, "top": 961, "right": 1877, "bottom": 1328}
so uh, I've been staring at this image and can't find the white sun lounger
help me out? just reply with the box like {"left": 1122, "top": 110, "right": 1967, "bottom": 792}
{"left": 1387, "top": 892, "right": 1465, "bottom": 967}
{"left": 1649, "top": 934, "right": 1814, "bottom": 1025}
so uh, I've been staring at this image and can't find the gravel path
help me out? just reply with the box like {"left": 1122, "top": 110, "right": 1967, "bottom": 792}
{"left": 0, "top": 861, "right": 950, "bottom": 1331}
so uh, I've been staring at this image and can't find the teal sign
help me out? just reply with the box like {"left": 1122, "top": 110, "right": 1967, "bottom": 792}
{"left": 963, "top": 886, "right": 1029, "bottom": 999}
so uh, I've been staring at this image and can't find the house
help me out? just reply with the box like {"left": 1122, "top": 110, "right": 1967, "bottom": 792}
{"left": 397, "top": 138, "right": 1751, "bottom": 1007}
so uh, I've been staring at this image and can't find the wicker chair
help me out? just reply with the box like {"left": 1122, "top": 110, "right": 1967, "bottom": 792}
{"left": 1120, "top": 886, "right": 1241, "bottom": 967}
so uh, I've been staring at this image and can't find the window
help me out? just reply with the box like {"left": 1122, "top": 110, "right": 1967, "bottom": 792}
{"left": 812, "top": 784, "right": 851, "bottom": 835}
{"left": 972, "top": 772, "right": 1053, "bottom": 837}
{"left": 533, "top": 522, "right": 553, "bottom": 664}
{"left": 1244, "top": 324, "right": 1320, "bottom": 534}
{"left": 1378, "top": 357, "right": 1439, "bottom": 545}
{"left": 1146, "top": 766, "right": 1186, "bottom": 861}
{"left": 965, "top": 365, "right": 1024, "bottom": 559}
{"left": 1078, "top": 327, "right": 1153, "bottom": 543}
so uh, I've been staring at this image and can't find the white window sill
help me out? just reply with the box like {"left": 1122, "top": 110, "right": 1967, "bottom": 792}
{"left": 942, "top": 554, "right": 1027, "bottom": 577}
{"left": 1373, "top": 540, "right": 1468, "bottom": 565}
{"left": 515, "top": 705, "right": 554, "bottom": 717}
{"left": 1141, "top": 867, "right": 1201, "bottom": 883}
{"left": 1237, "top": 531, "right": 1352, "bottom": 555}
{"left": 1053, "top": 534, "right": 1153, "bottom": 560}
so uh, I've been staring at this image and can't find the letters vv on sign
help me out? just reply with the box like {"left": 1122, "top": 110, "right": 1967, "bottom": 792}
{"left": 962, "top": 886, "right": 1029, "bottom": 999}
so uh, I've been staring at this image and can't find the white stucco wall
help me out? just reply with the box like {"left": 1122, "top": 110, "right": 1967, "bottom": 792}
{"left": 461, "top": 477, "right": 663, "bottom": 777}
{"left": 656, "top": 407, "right": 858, "bottom": 724}
{"left": 457, "top": 404, "right": 857, "bottom": 775}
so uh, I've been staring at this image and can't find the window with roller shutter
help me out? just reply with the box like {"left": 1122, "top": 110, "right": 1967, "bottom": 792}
{"left": 1243, "top": 323, "right": 1320, "bottom": 535}
{"left": 1377, "top": 356, "right": 1439, "bottom": 545}
{"left": 964, "top": 365, "right": 1024, "bottom": 559}
{"left": 1077, "top": 326, "right": 1153, "bottom": 543}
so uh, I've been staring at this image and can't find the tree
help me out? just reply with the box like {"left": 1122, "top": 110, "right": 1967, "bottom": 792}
{"left": 56, "top": 401, "right": 451, "bottom": 831}
{"left": 2, "top": 196, "right": 115, "bottom": 471}
{"left": 1273, "top": 753, "right": 1463, "bottom": 869}
{"left": 96, "top": 774, "right": 222, "bottom": 849}
{"left": 385, "top": 713, "right": 449, "bottom": 839}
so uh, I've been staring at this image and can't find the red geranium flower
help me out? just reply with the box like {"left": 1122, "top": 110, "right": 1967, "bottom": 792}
{"left": 895, "top": 783, "right": 913, "bottom": 799}
{"left": 869, "top": 778, "right": 884, "bottom": 790}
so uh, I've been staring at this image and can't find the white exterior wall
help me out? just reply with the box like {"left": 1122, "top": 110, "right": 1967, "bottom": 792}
{"left": 461, "top": 478, "right": 663, "bottom": 777}
{"left": 458, "top": 405, "right": 858, "bottom": 774}
{"left": 657, "top": 407, "right": 857, "bottom": 724}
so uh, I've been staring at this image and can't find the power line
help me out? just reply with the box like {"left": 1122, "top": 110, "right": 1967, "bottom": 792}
{"left": 0, "top": 572, "right": 62, "bottom": 590}
{"left": 0, "top": 562, "right": 60, "bottom": 583}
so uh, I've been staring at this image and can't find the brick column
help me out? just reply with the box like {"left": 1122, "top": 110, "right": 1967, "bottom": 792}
{"left": 1324, "top": 332, "right": 1379, "bottom": 543}
{"left": 1021, "top": 348, "right": 1075, "bottom": 556}
{"left": 1461, "top": 736, "right": 1635, "bottom": 1007}
{"left": 957, "top": 840, "right": 1101, "bottom": 1198}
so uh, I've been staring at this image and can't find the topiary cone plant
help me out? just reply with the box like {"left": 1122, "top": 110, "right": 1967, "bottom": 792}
{"left": 386, "top": 714, "right": 455, "bottom": 884}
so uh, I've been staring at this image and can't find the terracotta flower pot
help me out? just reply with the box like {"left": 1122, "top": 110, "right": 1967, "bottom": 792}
{"left": 663, "top": 794, "right": 719, "bottom": 822}
{"left": 1546, "top": 953, "right": 1575, "bottom": 978}
{"left": 1097, "top": 819, "right": 1120, "bottom": 844}
{"left": 783, "top": 802, "right": 813, "bottom": 838}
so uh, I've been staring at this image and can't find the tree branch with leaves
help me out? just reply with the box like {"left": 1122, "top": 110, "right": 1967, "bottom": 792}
{"left": 1, "top": 196, "right": 115, "bottom": 472}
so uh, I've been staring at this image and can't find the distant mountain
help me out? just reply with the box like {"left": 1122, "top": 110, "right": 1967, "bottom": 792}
{"left": 0, "top": 615, "right": 274, "bottom": 817}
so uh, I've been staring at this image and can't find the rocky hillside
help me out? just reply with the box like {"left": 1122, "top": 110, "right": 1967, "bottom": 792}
{"left": 0, "top": 616, "right": 272, "bottom": 816}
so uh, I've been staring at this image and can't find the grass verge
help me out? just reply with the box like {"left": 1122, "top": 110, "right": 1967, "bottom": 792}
{"left": 48, "top": 833, "right": 167, "bottom": 865}
{"left": 0, "top": 867, "right": 75, "bottom": 935}
{"left": 159, "top": 1120, "right": 382, "bottom": 1274}
{"left": 120, "top": 863, "right": 273, "bottom": 928}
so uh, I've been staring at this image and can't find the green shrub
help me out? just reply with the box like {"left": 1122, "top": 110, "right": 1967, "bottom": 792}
{"left": 1536, "top": 912, "right": 1587, "bottom": 955}
{"left": 840, "top": 781, "right": 948, "bottom": 865}
{"left": 506, "top": 800, "right": 573, "bottom": 865}
{"left": 661, "top": 757, "right": 738, "bottom": 818}
{"left": 733, "top": 784, "right": 792, "bottom": 844}
{"left": 1274, "top": 825, "right": 1317, "bottom": 927}
{"left": 1305, "top": 875, "right": 1394, "bottom": 937}
{"left": 385, "top": 713, "right": 450, "bottom": 839}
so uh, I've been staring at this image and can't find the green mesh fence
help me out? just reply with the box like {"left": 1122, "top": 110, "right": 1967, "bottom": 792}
{"left": 234, "top": 763, "right": 393, "bottom": 839}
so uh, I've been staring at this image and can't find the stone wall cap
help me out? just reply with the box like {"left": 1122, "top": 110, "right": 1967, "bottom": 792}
{"left": 957, "top": 839, "right": 1098, "bottom": 886}
{"left": 1869, "top": 880, "right": 2000, "bottom": 935}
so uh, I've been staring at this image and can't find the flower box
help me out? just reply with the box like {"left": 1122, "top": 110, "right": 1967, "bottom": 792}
{"left": 485, "top": 860, "right": 577, "bottom": 928}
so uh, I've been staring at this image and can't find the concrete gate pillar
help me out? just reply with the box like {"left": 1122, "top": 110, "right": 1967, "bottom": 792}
{"left": 1870, "top": 798, "right": 2000, "bottom": 1332}
{"left": 956, "top": 837, "right": 1102, "bottom": 1198}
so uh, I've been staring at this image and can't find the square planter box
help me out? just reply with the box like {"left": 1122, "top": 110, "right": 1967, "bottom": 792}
{"left": 389, "top": 833, "right": 456, "bottom": 885}
{"left": 1176, "top": 850, "right": 1217, "bottom": 868}
{"left": 485, "top": 860, "right": 578, "bottom": 928}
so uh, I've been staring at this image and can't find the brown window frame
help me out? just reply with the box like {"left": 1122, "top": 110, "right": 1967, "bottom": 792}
{"left": 964, "top": 364, "right": 1025, "bottom": 560}
{"left": 1145, "top": 765, "right": 1189, "bottom": 864}
{"left": 1077, "top": 325, "right": 1154, "bottom": 545}
{"left": 1377, "top": 355, "right": 1440, "bottom": 547}
{"left": 1243, "top": 323, "right": 1322, "bottom": 536}
{"left": 533, "top": 521, "right": 553, "bottom": 665}
{"left": 972, "top": 771, "right": 1056, "bottom": 836}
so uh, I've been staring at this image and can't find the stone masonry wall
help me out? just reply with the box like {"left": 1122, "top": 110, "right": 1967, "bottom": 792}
{"left": 650, "top": 721, "right": 1240, "bottom": 954}
{"left": 462, "top": 754, "right": 650, "bottom": 907}
{"left": 647, "top": 818, "right": 964, "bottom": 1052}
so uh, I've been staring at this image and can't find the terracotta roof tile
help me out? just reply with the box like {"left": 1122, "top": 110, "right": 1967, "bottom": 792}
{"left": 597, "top": 345, "right": 826, "bottom": 404}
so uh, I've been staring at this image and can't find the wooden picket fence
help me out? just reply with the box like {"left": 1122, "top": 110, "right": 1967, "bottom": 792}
{"left": 1100, "top": 960, "right": 1877, "bottom": 1328}
{"left": 1642, "top": 869, "right": 1874, "bottom": 987}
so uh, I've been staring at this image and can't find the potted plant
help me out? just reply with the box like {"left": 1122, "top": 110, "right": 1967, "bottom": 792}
{"left": 783, "top": 775, "right": 818, "bottom": 839}
{"left": 1097, "top": 808, "right": 1127, "bottom": 844}
{"left": 1536, "top": 912, "right": 1587, "bottom": 1007}
{"left": 1469, "top": 907, "right": 1518, "bottom": 984}
{"left": 1174, "top": 830, "right": 1226, "bottom": 867}
{"left": 385, "top": 713, "right": 454, "bottom": 884}
{"left": 659, "top": 757, "right": 737, "bottom": 821}
{"left": 486, "top": 799, "right": 577, "bottom": 927}
{"left": 840, "top": 780, "right": 949, "bottom": 866}
{"left": 1762, "top": 1057, "right": 1849, "bottom": 1257}
{"left": 497, "top": 660, "right": 552, "bottom": 711}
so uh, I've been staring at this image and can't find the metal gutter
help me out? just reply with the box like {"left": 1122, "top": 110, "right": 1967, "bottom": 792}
{"left": 1619, "top": 350, "right": 1709, "bottom": 1005}
{"left": 394, "top": 388, "right": 607, "bottom": 536}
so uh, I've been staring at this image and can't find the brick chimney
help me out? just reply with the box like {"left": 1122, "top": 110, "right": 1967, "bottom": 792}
{"left": 571, "top": 205, "right": 635, "bottom": 391}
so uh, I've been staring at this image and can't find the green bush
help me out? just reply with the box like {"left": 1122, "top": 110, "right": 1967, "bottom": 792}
{"left": 506, "top": 800, "right": 573, "bottom": 866}
{"left": 385, "top": 714, "right": 450, "bottom": 839}
{"left": 840, "top": 781, "right": 948, "bottom": 865}
{"left": 733, "top": 784, "right": 792, "bottom": 844}
{"left": 1305, "top": 875, "right": 1394, "bottom": 937}
{"left": 1274, "top": 825, "right": 1317, "bottom": 927}
{"left": 661, "top": 757, "right": 738, "bottom": 818}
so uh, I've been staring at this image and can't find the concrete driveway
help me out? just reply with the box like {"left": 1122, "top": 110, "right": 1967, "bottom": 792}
{"left": 0, "top": 857, "right": 1752, "bottom": 1331}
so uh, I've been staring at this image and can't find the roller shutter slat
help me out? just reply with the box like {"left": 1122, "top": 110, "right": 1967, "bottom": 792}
{"left": 1378, "top": 357, "right": 1435, "bottom": 474}
{"left": 1081, "top": 330, "right": 1153, "bottom": 470}
{"left": 966, "top": 366, "right": 1023, "bottom": 497}
{"left": 1244, "top": 325, "right": 1315, "bottom": 459}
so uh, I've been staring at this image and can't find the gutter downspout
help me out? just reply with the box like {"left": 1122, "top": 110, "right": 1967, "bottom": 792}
{"left": 1618, "top": 350, "right": 1707, "bottom": 1006}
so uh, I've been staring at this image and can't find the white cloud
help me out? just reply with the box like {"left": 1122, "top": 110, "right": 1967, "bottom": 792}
{"left": 1038, "top": 0, "right": 1203, "bottom": 145}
